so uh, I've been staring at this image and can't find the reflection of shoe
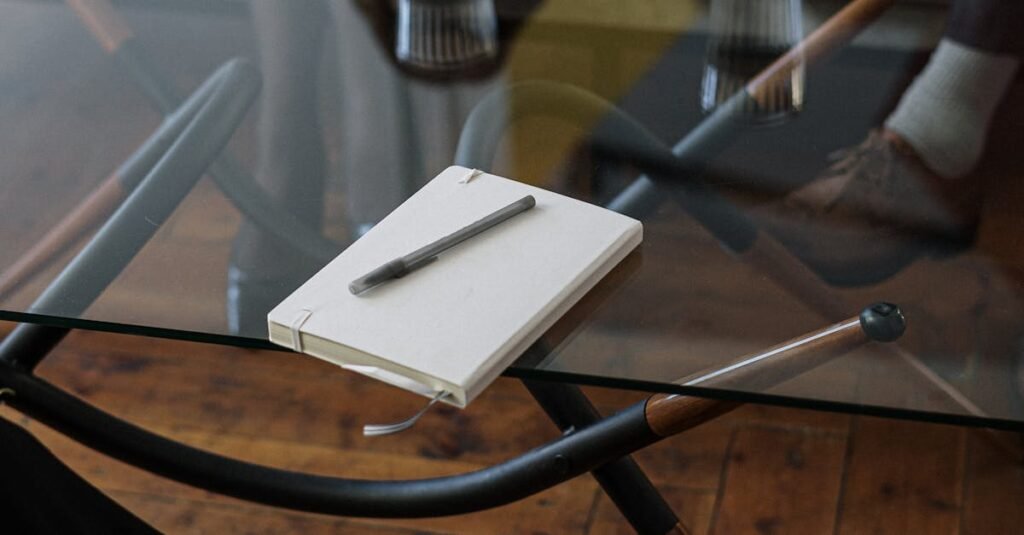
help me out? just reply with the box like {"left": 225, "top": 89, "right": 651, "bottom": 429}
{"left": 758, "top": 130, "right": 981, "bottom": 287}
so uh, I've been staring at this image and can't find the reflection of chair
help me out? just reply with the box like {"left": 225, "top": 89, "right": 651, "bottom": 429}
{"left": 64, "top": 0, "right": 341, "bottom": 264}
{"left": 17, "top": 1, "right": 539, "bottom": 337}
{"left": 0, "top": 57, "right": 260, "bottom": 532}
{"left": 452, "top": 0, "right": 1014, "bottom": 507}
{"left": 454, "top": 0, "right": 989, "bottom": 427}
{"left": 0, "top": 0, "right": 344, "bottom": 310}
{"left": 0, "top": 56, "right": 259, "bottom": 363}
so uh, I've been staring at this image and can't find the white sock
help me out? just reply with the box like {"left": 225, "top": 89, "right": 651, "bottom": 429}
{"left": 885, "top": 39, "right": 1019, "bottom": 179}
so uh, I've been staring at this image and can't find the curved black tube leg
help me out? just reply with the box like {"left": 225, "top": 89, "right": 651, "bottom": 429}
{"left": 523, "top": 379, "right": 680, "bottom": 535}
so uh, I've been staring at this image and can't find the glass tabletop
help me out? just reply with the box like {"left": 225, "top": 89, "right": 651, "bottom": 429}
{"left": 1, "top": 0, "right": 1022, "bottom": 429}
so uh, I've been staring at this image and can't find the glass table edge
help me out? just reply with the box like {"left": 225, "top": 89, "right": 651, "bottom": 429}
{"left": 4, "top": 310, "right": 1021, "bottom": 432}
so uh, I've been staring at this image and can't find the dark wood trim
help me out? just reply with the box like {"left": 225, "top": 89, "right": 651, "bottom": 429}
{"left": 746, "top": 0, "right": 898, "bottom": 106}
{"left": 644, "top": 316, "right": 871, "bottom": 438}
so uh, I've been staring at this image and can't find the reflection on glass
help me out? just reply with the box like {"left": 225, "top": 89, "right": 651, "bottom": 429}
{"left": 701, "top": 0, "right": 804, "bottom": 122}
{"left": 395, "top": 0, "right": 498, "bottom": 72}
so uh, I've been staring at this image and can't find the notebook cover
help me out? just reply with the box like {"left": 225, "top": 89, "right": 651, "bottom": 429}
{"left": 267, "top": 166, "right": 642, "bottom": 406}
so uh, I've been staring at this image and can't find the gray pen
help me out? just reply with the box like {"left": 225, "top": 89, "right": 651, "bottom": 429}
{"left": 349, "top": 195, "right": 536, "bottom": 295}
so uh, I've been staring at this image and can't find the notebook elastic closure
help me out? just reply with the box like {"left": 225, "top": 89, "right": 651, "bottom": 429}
{"left": 457, "top": 168, "right": 483, "bottom": 184}
{"left": 288, "top": 309, "right": 313, "bottom": 352}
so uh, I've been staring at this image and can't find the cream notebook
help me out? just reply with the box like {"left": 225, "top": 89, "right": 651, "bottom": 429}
{"left": 267, "top": 166, "right": 642, "bottom": 407}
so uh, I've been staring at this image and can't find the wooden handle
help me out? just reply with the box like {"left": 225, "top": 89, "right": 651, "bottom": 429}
{"left": 645, "top": 395, "right": 742, "bottom": 440}
{"left": 746, "top": 0, "right": 898, "bottom": 106}
{"left": 65, "top": 0, "right": 135, "bottom": 54}
{"left": 677, "top": 317, "right": 866, "bottom": 391}
{"left": 0, "top": 173, "right": 127, "bottom": 301}
{"left": 644, "top": 304, "right": 904, "bottom": 437}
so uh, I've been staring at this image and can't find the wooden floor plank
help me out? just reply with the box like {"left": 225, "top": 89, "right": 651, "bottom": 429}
{"left": 587, "top": 485, "right": 717, "bottom": 535}
{"left": 961, "top": 431, "right": 1024, "bottom": 535}
{"left": 630, "top": 420, "right": 735, "bottom": 491}
{"left": 728, "top": 403, "right": 852, "bottom": 434}
{"left": 710, "top": 426, "right": 847, "bottom": 535}
{"left": 835, "top": 416, "right": 966, "bottom": 535}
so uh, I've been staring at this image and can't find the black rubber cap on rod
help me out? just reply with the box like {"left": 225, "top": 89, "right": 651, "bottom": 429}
{"left": 859, "top": 302, "right": 906, "bottom": 342}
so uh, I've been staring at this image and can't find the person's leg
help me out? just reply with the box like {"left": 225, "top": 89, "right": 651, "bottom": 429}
{"left": 227, "top": 1, "right": 329, "bottom": 335}
{"left": 885, "top": 0, "right": 1021, "bottom": 179}
{"left": 329, "top": 0, "right": 425, "bottom": 238}
{"left": 760, "top": 0, "right": 1022, "bottom": 287}
{"left": 248, "top": 1, "right": 329, "bottom": 217}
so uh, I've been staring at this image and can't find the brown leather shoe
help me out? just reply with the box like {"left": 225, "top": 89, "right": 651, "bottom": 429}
{"left": 757, "top": 129, "right": 981, "bottom": 287}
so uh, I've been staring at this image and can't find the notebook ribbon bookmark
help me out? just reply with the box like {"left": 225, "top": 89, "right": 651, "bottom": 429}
{"left": 363, "top": 390, "right": 448, "bottom": 436}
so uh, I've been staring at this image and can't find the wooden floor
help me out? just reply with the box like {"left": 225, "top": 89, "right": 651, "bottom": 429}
{"left": 1, "top": 324, "right": 1021, "bottom": 534}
